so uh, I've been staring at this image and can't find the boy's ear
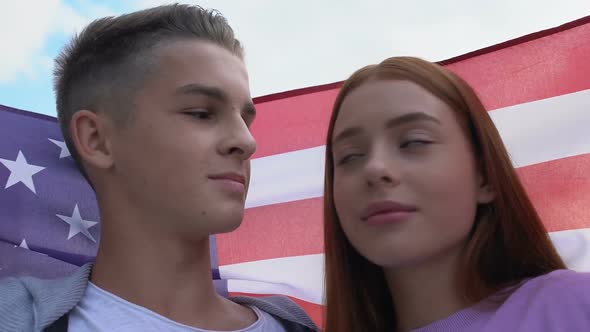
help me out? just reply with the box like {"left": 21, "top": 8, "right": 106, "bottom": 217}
{"left": 70, "top": 110, "right": 115, "bottom": 171}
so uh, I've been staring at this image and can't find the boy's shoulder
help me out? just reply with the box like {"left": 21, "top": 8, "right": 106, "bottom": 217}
{"left": 231, "top": 295, "right": 320, "bottom": 332}
{"left": 0, "top": 264, "right": 91, "bottom": 331}
{"left": 0, "top": 266, "right": 321, "bottom": 332}
{"left": 0, "top": 276, "right": 33, "bottom": 324}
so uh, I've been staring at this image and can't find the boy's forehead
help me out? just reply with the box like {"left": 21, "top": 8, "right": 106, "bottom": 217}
{"left": 150, "top": 40, "right": 248, "bottom": 83}
{"left": 154, "top": 39, "right": 244, "bottom": 67}
{"left": 138, "top": 40, "right": 250, "bottom": 98}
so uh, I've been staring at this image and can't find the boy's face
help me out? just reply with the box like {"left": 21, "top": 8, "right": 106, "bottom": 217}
{"left": 107, "top": 40, "right": 256, "bottom": 237}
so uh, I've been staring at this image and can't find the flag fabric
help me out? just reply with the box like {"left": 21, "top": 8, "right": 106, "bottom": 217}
{"left": 1, "top": 15, "right": 589, "bottom": 328}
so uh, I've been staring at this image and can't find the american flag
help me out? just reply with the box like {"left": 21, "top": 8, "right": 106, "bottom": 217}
{"left": 1, "top": 15, "right": 589, "bottom": 328}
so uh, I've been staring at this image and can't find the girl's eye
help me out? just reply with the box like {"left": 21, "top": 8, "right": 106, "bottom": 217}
{"left": 400, "top": 139, "right": 432, "bottom": 149}
{"left": 337, "top": 153, "right": 363, "bottom": 165}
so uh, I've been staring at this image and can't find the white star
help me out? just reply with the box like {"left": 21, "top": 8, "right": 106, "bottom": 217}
{"left": 18, "top": 239, "right": 29, "bottom": 249}
{"left": 0, "top": 151, "right": 45, "bottom": 194}
{"left": 48, "top": 139, "right": 71, "bottom": 158}
{"left": 14, "top": 238, "right": 48, "bottom": 256}
{"left": 57, "top": 204, "right": 98, "bottom": 242}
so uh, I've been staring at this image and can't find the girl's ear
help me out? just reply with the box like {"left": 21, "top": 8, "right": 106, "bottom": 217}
{"left": 476, "top": 172, "right": 495, "bottom": 204}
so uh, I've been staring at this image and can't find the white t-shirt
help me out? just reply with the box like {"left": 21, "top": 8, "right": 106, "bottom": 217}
{"left": 68, "top": 282, "right": 287, "bottom": 332}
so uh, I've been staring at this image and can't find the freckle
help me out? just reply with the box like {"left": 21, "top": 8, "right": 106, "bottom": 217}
{"left": 201, "top": 211, "right": 207, "bottom": 216}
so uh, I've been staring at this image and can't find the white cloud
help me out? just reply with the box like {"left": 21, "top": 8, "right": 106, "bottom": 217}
{"left": 2, "top": 0, "right": 587, "bottom": 94}
{"left": 0, "top": 0, "right": 114, "bottom": 83}
{"left": 134, "top": 0, "right": 590, "bottom": 96}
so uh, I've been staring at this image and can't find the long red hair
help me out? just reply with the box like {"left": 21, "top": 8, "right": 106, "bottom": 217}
{"left": 323, "top": 57, "right": 566, "bottom": 332}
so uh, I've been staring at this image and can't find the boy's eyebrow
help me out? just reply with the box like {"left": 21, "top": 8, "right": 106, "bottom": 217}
{"left": 176, "top": 83, "right": 229, "bottom": 103}
{"left": 177, "top": 83, "right": 257, "bottom": 119}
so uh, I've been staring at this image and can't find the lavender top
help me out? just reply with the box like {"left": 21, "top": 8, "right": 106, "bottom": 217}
{"left": 413, "top": 269, "right": 590, "bottom": 332}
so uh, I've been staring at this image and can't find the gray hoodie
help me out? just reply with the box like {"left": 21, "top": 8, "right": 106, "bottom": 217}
{"left": 0, "top": 264, "right": 319, "bottom": 332}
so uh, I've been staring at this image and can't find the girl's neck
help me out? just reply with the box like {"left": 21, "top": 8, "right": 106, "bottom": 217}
{"left": 384, "top": 248, "right": 471, "bottom": 332}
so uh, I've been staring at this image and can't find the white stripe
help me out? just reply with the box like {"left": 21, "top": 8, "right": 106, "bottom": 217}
{"left": 490, "top": 89, "right": 590, "bottom": 168}
{"left": 220, "top": 228, "right": 590, "bottom": 304}
{"left": 246, "top": 146, "right": 325, "bottom": 209}
{"left": 550, "top": 228, "right": 590, "bottom": 272}
{"left": 220, "top": 254, "right": 325, "bottom": 304}
{"left": 246, "top": 90, "right": 590, "bottom": 208}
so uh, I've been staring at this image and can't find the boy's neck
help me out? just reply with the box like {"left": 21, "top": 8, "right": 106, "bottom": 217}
{"left": 90, "top": 210, "right": 256, "bottom": 329}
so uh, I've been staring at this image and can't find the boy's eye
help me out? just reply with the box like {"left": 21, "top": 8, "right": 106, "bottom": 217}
{"left": 184, "top": 109, "right": 212, "bottom": 120}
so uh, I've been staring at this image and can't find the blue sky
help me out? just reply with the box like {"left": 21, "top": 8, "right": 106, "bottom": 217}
{"left": 1, "top": 0, "right": 589, "bottom": 117}
{"left": 0, "top": 0, "right": 129, "bottom": 116}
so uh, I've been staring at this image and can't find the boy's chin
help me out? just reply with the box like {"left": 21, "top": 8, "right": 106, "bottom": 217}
{"left": 208, "top": 210, "right": 245, "bottom": 235}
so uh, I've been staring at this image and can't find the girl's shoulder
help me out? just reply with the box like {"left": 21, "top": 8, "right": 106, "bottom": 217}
{"left": 522, "top": 269, "right": 590, "bottom": 295}
{"left": 503, "top": 269, "right": 590, "bottom": 326}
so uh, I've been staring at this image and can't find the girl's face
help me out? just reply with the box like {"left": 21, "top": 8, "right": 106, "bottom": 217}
{"left": 331, "top": 79, "right": 493, "bottom": 268}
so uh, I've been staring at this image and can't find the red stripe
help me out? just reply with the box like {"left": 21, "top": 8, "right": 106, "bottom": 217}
{"left": 230, "top": 292, "right": 324, "bottom": 329}
{"left": 253, "top": 81, "right": 342, "bottom": 105}
{"left": 439, "top": 15, "right": 590, "bottom": 66}
{"left": 217, "top": 197, "right": 324, "bottom": 266}
{"left": 218, "top": 156, "right": 590, "bottom": 265}
{"left": 446, "top": 21, "right": 590, "bottom": 111}
{"left": 518, "top": 154, "right": 590, "bottom": 233}
{"left": 250, "top": 15, "right": 590, "bottom": 106}
{"left": 250, "top": 88, "right": 338, "bottom": 158}
{"left": 250, "top": 19, "right": 590, "bottom": 159}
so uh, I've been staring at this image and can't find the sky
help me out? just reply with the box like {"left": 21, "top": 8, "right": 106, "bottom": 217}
{"left": 0, "top": 0, "right": 589, "bottom": 117}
